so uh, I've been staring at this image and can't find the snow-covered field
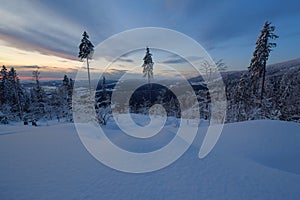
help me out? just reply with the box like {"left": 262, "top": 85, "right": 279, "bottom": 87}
{"left": 1, "top": 117, "right": 300, "bottom": 199}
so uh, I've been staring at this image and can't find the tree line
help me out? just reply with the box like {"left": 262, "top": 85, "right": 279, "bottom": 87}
{"left": 1, "top": 21, "right": 299, "bottom": 125}
{"left": 0, "top": 66, "right": 73, "bottom": 124}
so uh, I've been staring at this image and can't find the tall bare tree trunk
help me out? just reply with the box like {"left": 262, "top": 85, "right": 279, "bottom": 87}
{"left": 148, "top": 75, "right": 151, "bottom": 102}
{"left": 87, "top": 57, "right": 91, "bottom": 96}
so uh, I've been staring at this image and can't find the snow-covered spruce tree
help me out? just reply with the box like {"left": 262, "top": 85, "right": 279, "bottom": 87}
{"left": 234, "top": 22, "right": 278, "bottom": 121}
{"left": 0, "top": 66, "right": 26, "bottom": 121}
{"left": 278, "top": 68, "right": 300, "bottom": 121}
{"left": 102, "top": 76, "right": 107, "bottom": 100}
{"left": 248, "top": 21, "right": 278, "bottom": 105}
{"left": 142, "top": 47, "right": 154, "bottom": 98}
{"left": 68, "top": 78, "right": 74, "bottom": 115}
{"left": 30, "top": 69, "right": 46, "bottom": 121}
{"left": 96, "top": 105, "right": 111, "bottom": 125}
{"left": 78, "top": 31, "right": 94, "bottom": 95}
{"left": 96, "top": 76, "right": 109, "bottom": 107}
{"left": 196, "top": 89, "right": 210, "bottom": 120}
{"left": 95, "top": 76, "right": 111, "bottom": 125}
{"left": 235, "top": 73, "right": 252, "bottom": 121}
{"left": 7, "top": 67, "right": 25, "bottom": 120}
{"left": 169, "top": 97, "right": 180, "bottom": 118}
{"left": 260, "top": 77, "right": 281, "bottom": 119}
{"left": 57, "top": 75, "right": 73, "bottom": 122}
{"left": 225, "top": 80, "right": 236, "bottom": 122}
{"left": 0, "top": 65, "right": 8, "bottom": 106}
{"left": 46, "top": 90, "right": 59, "bottom": 121}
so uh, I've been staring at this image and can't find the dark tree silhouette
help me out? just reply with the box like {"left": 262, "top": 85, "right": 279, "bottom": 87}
{"left": 142, "top": 47, "right": 154, "bottom": 97}
{"left": 248, "top": 21, "right": 278, "bottom": 104}
{"left": 78, "top": 31, "right": 94, "bottom": 95}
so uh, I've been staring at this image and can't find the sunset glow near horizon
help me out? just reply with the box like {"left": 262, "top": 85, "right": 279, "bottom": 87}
{"left": 1, "top": 0, "right": 300, "bottom": 81}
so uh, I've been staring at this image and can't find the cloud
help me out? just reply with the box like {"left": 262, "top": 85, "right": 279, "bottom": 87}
{"left": 161, "top": 55, "right": 203, "bottom": 64}
{"left": 0, "top": 34, "right": 77, "bottom": 61}
{"left": 1, "top": 0, "right": 300, "bottom": 74}
{"left": 12, "top": 65, "right": 78, "bottom": 79}
{"left": 2, "top": 0, "right": 299, "bottom": 57}
{"left": 117, "top": 58, "right": 134, "bottom": 63}
{"left": 14, "top": 65, "right": 39, "bottom": 69}
{"left": 103, "top": 69, "right": 132, "bottom": 80}
{"left": 161, "top": 58, "right": 187, "bottom": 64}
{"left": 169, "top": 0, "right": 300, "bottom": 50}
{"left": 0, "top": 0, "right": 115, "bottom": 60}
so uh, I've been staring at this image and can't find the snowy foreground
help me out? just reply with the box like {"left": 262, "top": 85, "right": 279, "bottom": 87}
{"left": 1, "top": 116, "right": 300, "bottom": 199}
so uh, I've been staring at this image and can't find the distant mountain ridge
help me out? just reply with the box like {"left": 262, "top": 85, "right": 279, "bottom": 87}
{"left": 21, "top": 58, "right": 300, "bottom": 89}
{"left": 190, "top": 58, "right": 300, "bottom": 83}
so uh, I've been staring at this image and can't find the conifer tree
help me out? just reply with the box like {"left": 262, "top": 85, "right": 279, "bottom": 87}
{"left": 248, "top": 21, "right": 278, "bottom": 104}
{"left": 142, "top": 47, "right": 154, "bottom": 97}
{"left": 30, "top": 68, "right": 46, "bottom": 121}
{"left": 0, "top": 65, "right": 8, "bottom": 105}
{"left": 68, "top": 77, "right": 74, "bottom": 110}
{"left": 79, "top": 31, "right": 94, "bottom": 95}
{"left": 7, "top": 67, "right": 24, "bottom": 119}
{"left": 236, "top": 73, "right": 250, "bottom": 121}
{"left": 60, "top": 75, "right": 73, "bottom": 121}
{"left": 102, "top": 76, "right": 107, "bottom": 100}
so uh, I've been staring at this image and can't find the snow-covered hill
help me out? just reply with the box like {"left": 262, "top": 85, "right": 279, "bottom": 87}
{"left": 0, "top": 117, "right": 300, "bottom": 199}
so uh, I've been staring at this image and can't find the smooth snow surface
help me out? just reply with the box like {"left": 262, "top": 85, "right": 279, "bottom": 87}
{"left": 0, "top": 117, "right": 300, "bottom": 199}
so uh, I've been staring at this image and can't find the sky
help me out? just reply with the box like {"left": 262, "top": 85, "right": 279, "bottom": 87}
{"left": 0, "top": 0, "right": 299, "bottom": 80}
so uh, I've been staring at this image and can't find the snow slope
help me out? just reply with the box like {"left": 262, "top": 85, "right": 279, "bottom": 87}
{"left": 0, "top": 118, "right": 300, "bottom": 199}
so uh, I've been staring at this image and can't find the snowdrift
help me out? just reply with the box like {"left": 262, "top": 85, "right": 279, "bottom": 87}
{"left": 0, "top": 118, "right": 299, "bottom": 199}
